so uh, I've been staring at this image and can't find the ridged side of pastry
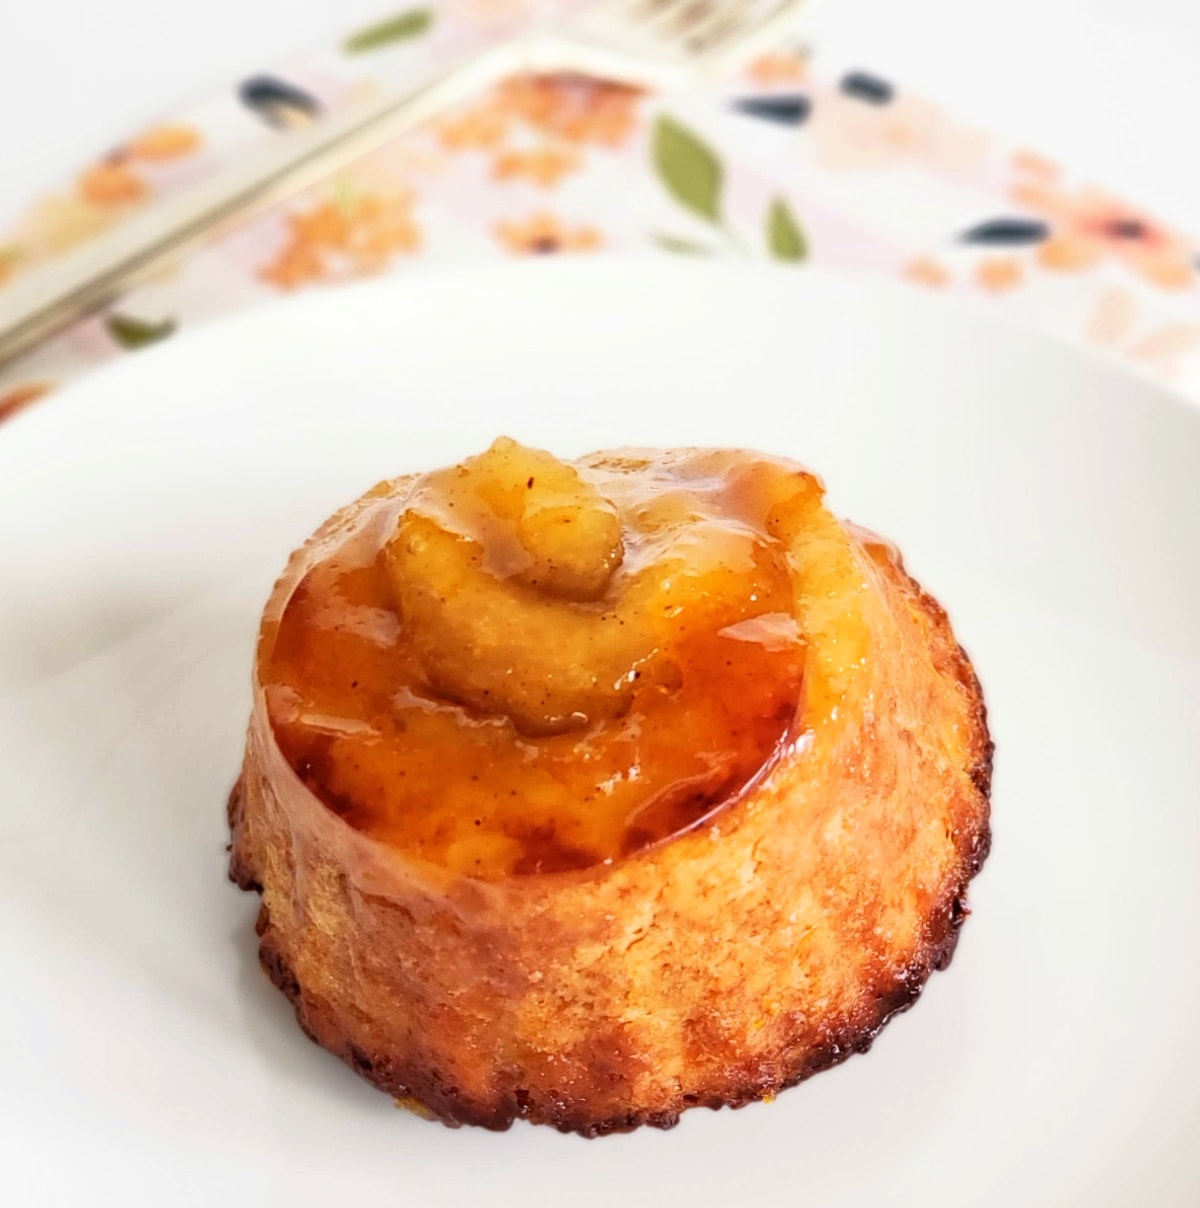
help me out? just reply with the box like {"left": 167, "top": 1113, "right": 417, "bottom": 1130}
{"left": 229, "top": 505, "right": 991, "bottom": 1136}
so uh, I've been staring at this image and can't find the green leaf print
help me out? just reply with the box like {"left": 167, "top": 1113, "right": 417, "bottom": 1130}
{"left": 652, "top": 116, "right": 724, "bottom": 224}
{"left": 343, "top": 9, "right": 434, "bottom": 54}
{"left": 652, "top": 233, "right": 715, "bottom": 256}
{"left": 105, "top": 313, "right": 177, "bottom": 350}
{"left": 766, "top": 198, "right": 808, "bottom": 262}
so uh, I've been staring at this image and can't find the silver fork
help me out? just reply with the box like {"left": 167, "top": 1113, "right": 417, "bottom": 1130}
{"left": 0, "top": 0, "right": 808, "bottom": 369}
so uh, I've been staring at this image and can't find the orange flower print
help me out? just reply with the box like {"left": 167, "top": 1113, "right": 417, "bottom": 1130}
{"left": 0, "top": 123, "right": 199, "bottom": 289}
{"left": 9, "top": 194, "right": 117, "bottom": 262}
{"left": 78, "top": 159, "right": 146, "bottom": 207}
{"left": 1128, "top": 323, "right": 1200, "bottom": 377}
{"left": 70, "top": 124, "right": 201, "bottom": 213}
{"left": 0, "top": 246, "right": 17, "bottom": 287}
{"left": 0, "top": 381, "right": 52, "bottom": 424}
{"left": 446, "top": 0, "right": 537, "bottom": 29}
{"left": 1014, "top": 181, "right": 1195, "bottom": 291}
{"left": 745, "top": 50, "right": 808, "bottom": 87}
{"left": 497, "top": 74, "right": 643, "bottom": 147}
{"left": 492, "top": 145, "right": 581, "bottom": 188}
{"left": 127, "top": 124, "right": 202, "bottom": 162}
{"left": 810, "top": 91, "right": 989, "bottom": 174}
{"left": 261, "top": 190, "right": 421, "bottom": 289}
{"left": 975, "top": 256, "right": 1023, "bottom": 294}
{"left": 494, "top": 213, "right": 602, "bottom": 255}
{"left": 1010, "top": 148, "right": 1060, "bottom": 184}
{"left": 903, "top": 256, "right": 950, "bottom": 288}
{"left": 1083, "top": 285, "right": 1138, "bottom": 347}
{"left": 1082, "top": 286, "right": 1200, "bottom": 382}
{"left": 438, "top": 105, "right": 508, "bottom": 151}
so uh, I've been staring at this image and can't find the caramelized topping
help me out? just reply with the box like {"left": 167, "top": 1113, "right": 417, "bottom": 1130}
{"left": 261, "top": 440, "right": 841, "bottom": 879}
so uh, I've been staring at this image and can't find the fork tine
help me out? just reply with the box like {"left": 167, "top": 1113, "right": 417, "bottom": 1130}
{"left": 682, "top": 2, "right": 753, "bottom": 53}
{"left": 626, "top": 0, "right": 702, "bottom": 35}
{"left": 634, "top": 0, "right": 736, "bottom": 36}
{"left": 715, "top": 0, "right": 806, "bottom": 64}
{"left": 584, "top": 0, "right": 808, "bottom": 69}
{"left": 687, "top": 0, "right": 802, "bottom": 55}
{"left": 672, "top": 0, "right": 720, "bottom": 33}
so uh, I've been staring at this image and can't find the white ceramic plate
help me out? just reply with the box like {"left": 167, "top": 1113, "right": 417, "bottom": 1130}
{"left": 1, "top": 262, "right": 1198, "bottom": 1208}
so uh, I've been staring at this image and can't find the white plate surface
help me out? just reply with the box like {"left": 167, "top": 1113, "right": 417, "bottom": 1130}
{"left": 1, "top": 262, "right": 1198, "bottom": 1207}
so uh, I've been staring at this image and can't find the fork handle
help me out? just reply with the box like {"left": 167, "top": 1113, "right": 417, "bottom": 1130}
{"left": 0, "top": 14, "right": 798, "bottom": 371}
{"left": 0, "top": 42, "right": 534, "bottom": 370}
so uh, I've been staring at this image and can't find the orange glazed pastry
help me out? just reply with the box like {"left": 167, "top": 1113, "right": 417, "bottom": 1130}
{"left": 228, "top": 439, "right": 991, "bottom": 1135}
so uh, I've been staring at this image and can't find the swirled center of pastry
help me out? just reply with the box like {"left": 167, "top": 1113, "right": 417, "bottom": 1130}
{"left": 262, "top": 440, "right": 828, "bottom": 878}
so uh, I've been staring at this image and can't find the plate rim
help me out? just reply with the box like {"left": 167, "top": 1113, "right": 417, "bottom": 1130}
{"left": 4, "top": 259, "right": 1199, "bottom": 451}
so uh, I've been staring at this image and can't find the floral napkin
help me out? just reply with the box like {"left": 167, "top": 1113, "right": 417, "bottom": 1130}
{"left": 2, "top": 0, "right": 1198, "bottom": 423}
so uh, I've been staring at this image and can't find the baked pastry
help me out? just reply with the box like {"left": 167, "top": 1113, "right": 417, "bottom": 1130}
{"left": 228, "top": 438, "right": 991, "bottom": 1135}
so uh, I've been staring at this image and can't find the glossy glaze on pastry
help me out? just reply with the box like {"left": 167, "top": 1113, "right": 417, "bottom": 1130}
{"left": 229, "top": 439, "right": 992, "bottom": 1135}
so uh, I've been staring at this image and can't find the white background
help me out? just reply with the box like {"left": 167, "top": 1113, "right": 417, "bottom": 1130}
{"left": 0, "top": 0, "right": 1198, "bottom": 231}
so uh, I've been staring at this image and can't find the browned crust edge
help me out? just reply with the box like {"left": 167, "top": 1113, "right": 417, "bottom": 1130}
{"left": 228, "top": 566, "right": 993, "bottom": 1138}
